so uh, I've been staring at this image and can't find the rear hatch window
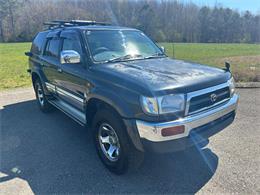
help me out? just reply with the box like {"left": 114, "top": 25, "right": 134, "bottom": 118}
{"left": 31, "top": 32, "right": 48, "bottom": 55}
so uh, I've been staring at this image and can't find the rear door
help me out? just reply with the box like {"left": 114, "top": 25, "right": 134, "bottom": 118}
{"left": 41, "top": 31, "right": 62, "bottom": 93}
{"left": 29, "top": 32, "right": 48, "bottom": 71}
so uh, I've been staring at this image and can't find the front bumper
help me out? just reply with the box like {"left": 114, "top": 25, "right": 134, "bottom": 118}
{"left": 136, "top": 94, "right": 239, "bottom": 143}
{"left": 142, "top": 111, "right": 236, "bottom": 153}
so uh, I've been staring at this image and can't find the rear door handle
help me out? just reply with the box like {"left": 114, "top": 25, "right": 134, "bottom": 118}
{"left": 41, "top": 63, "right": 49, "bottom": 67}
{"left": 57, "top": 68, "right": 63, "bottom": 73}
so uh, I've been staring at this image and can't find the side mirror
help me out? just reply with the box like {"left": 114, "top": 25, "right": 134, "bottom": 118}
{"left": 25, "top": 51, "right": 33, "bottom": 57}
{"left": 225, "top": 61, "right": 231, "bottom": 72}
{"left": 60, "top": 50, "right": 80, "bottom": 64}
{"left": 160, "top": 46, "right": 165, "bottom": 53}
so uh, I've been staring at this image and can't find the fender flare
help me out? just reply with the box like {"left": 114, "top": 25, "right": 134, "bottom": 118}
{"left": 87, "top": 87, "right": 134, "bottom": 118}
{"left": 86, "top": 88, "right": 144, "bottom": 151}
{"left": 31, "top": 69, "right": 51, "bottom": 95}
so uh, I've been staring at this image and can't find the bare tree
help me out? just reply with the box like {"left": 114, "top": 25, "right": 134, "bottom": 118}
{"left": 0, "top": 0, "right": 259, "bottom": 43}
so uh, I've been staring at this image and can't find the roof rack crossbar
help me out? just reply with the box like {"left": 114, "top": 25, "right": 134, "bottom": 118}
{"left": 44, "top": 20, "right": 110, "bottom": 29}
{"left": 44, "top": 21, "right": 75, "bottom": 29}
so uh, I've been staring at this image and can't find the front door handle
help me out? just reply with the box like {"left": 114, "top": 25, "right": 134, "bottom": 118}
{"left": 57, "top": 68, "right": 63, "bottom": 73}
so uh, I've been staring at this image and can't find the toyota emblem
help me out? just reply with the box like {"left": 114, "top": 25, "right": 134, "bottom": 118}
{"left": 210, "top": 93, "right": 217, "bottom": 102}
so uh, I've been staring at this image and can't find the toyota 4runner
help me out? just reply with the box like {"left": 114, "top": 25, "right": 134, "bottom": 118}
{"left": 26, "top": 20, "right": 239, "bottom": 174}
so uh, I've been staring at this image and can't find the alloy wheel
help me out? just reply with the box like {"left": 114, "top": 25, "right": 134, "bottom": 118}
{"left": 37, "top": 83, "right": 44, "bottom": 106}
{"left": 98, "top": 123, "right": 121, "bottom": 162}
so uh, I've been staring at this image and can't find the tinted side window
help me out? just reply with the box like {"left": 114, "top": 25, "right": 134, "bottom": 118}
{"left": 44, "top": 38, "right": 60, "bottom": 58}
{"left": 31, "top": 32, "right": 48, "bottom": 55}
{"left": 61, "top": 32, "right": 82, "bottom": 54}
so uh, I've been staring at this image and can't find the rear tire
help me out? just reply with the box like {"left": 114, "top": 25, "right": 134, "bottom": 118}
{"left": 34, "top": 79, "right": 53, "bottom": 113}
{"left": 92, "top": 108, "right": 144, "bottom": 174}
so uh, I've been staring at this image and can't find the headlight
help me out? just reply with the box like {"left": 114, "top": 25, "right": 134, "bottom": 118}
{"left": 158, "top": 94, "right": 185, "bottom": 114}
{"left": 228, "top": 77, "right": 235, "bottom": 97}
{"left": 141, "top": 94, "right": 185, "bottom": 115}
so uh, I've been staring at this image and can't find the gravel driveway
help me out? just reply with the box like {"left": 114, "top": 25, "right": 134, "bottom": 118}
{"left": 0, "top": 88, "right": 259, "bottom": 194}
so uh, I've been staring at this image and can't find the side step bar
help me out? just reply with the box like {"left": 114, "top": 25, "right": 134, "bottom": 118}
{"left": 48, "top": 99, "right": 86, "bottom": 126}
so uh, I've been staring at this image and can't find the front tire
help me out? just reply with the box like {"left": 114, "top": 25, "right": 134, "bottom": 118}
{"left": 34, "top": 79, "right": 53, "bottom": 113}
{"left": 92, "top": 108, "right": 144, "bottom": 174}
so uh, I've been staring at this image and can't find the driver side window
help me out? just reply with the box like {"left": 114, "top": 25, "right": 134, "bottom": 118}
{"left": 62, "top": 32, "right": 82, "bottom": 55}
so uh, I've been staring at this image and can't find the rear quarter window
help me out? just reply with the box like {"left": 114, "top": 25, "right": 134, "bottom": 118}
{"left": 31, "top": 32, "right": 48, "bottom": 55}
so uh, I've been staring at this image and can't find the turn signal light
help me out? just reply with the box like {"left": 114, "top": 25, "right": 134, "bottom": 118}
{"left": 161, "top": 125, "right": 185, "bottom": 137}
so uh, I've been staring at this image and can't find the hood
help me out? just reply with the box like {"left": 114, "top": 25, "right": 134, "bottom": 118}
{"left": 93, "top": 57, "right": 231, "bottom": 96}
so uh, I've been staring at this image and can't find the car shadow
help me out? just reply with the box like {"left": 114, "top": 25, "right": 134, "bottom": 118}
{"left": 0, "top": 100, "right": 219, "bottom": 194}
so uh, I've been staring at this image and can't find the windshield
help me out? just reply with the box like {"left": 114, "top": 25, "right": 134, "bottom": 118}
{"left": 85, "top": 30, "right": 164, "bottom": 62}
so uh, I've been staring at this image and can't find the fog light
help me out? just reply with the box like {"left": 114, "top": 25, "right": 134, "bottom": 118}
{"left": 161, "top": 125, "right": 185, "bottom": 137}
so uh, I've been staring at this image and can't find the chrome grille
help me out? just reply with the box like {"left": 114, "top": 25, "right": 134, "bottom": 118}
{"left": 186, "top": 83, "right": 231, "bottom": 115}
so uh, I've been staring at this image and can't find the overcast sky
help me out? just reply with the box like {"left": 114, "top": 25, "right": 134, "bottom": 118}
{"left": 186, "top": 0, "right": 260, "bottom": 14}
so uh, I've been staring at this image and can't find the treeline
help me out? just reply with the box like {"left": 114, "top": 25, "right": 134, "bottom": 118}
{"left": 0, "top": 0, "right": 259, "bottom": 43}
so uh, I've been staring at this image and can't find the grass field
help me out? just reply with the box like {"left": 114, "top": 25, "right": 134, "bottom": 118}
{"left": 0, "top": 43, "right": 31, "bottom": 90}
{"left": 161, "top": 43, "right": 260, "bottom": 82}
{"left": 0, "top": 42, "right": 260, "bottom": 90}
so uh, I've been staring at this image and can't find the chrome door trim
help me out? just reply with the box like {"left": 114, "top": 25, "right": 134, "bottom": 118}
{"left": 45, "top": 82, "right": 84, "bottom": 104}
{"left": 56, "top": 86, "right": 84, "bottom": 104}
{"left": 45, "top": 82, "right": 56, "bottom": 92}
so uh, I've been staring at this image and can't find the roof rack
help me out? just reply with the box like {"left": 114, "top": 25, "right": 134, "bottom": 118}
{"left": 44, "top": 20, "right": 111, "bottom": 30}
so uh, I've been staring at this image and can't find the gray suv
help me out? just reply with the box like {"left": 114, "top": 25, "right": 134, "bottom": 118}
{"left": 26, "top": 20, "right": 239, "bottom": 174}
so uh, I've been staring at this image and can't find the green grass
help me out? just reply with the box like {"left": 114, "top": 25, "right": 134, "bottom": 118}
{"left": 160, "top": 43, "right": 260, "bottom": 62}
{"left": 0, "top": 42, "right": 31, "bottom": 90}
{"left": 0, "top": 42, "right": 260, "bottom": 90}
{"left": 161, "top": 43, "right": 260, "bottom": 82}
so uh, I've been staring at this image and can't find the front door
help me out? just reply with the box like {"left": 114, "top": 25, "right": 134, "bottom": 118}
{"left": 55, "top": 30, "right": 88, "bottom": 111}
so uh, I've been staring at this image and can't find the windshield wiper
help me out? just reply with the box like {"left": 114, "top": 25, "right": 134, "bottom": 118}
{"left": 144, "top": 53, "right": 166, "bottom": 59}
{"left": 107, "top": 54, "right": 143, "bottom": 63}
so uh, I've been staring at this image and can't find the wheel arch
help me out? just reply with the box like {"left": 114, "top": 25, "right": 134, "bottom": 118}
{"left": 85, "top": 97, "right": 124, "bottom": 127}
{"left": 85, "top": 95, "right": 144, "bottom": 152}
{"left": 31, "top": 72, "right": 40, "bottom": 88}
{"left": 86, "top": 88, "right": 135, "bottom": 123}
{"left": 31, "top": 70, "right": 51, "bottom": 95}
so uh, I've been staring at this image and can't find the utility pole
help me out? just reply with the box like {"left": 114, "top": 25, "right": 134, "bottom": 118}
{"left": 172, "top": 41, "right": 175, "bottom": 58}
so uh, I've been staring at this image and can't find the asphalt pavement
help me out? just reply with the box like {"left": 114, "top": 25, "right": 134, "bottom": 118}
{"left": 0, "top": 87, "right": 259, "bottom": 194}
